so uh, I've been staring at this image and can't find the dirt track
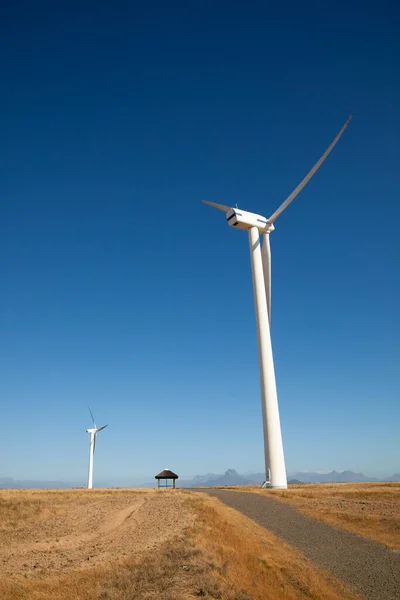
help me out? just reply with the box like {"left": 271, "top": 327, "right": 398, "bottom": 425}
{"left": 1, "top": 491, "right": 192, "bottom": 578}
{"left": 202, "top": 489, "right": 400, "bottom": 600}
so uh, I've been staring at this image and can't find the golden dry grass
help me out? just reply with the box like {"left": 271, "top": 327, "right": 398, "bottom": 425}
{"left": 0, "top": 487, "right": 360, "bottom": 600}
{"left": 0, "top": 488, "right": 156, "bottom": 530}
{"left": 233, "top": 482, "right": 400, "bottom": 549}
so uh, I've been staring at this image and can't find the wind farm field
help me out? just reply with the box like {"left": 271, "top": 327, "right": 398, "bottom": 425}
{"left": 0, "top": 487, "right": 363, "bottom": 600}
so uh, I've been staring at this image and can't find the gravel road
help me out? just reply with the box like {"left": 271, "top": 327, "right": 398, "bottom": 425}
{"left": 200, "top": 489, "right": 400, "bottom": 600}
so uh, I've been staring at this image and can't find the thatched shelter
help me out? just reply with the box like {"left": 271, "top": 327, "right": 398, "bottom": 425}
{"left": 155, "top": 468, "right": 179, "bottom": 489}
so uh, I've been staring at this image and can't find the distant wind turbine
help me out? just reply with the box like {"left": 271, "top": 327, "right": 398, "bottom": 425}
{"left": 203, "top": 116, "right": 352, "bottom": 489}
{"left": 86, "top": 407, "right": 108, "bottom": 489}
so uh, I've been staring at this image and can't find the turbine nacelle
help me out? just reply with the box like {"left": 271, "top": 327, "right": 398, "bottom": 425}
{"left": 226, "top": 208, "right": 275, "bottom": 233}
{"left": 86, "top": 425, "right": 108, "bottom": 434}
{"left": 202, "top": 201, "right": 276, "bottom": 233}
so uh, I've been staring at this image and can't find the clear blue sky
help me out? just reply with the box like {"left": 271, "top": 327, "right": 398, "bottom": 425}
{"left": 1, "top": 1, "right": 399, "bottom": 483}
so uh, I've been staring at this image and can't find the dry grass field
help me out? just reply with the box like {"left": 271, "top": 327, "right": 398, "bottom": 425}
{"left": 237, "top": 482, "right": 400, "bottom": 549}
{"left": 0, "top": 487, "right": 358, "bottom": 600}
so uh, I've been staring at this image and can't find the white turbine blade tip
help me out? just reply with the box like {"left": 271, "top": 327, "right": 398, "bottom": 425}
{"left": 267, "top": 114, "right": 353, "bottom": 224}
{"left": 202, "top": 200, "right": 233, "bottom": 213}
{"left": 88, "top": 406, "right": 96, "bottom": 428}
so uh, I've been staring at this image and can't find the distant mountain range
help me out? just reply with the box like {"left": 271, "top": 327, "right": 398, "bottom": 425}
{"left": 285, "top": 471, "right": 399, "bottom": 484}
{"left": 1, "top": 470, "right": 399, "bottom": 489}
{"left": 188, "top": 469, "right": 252, "bottom": 487}
{"left": 183, "top": 469, "right": 400, "bottom": 487}
{"left": 0, "top": 477, "right": 83, "bottom": 489}
{"left": 288, "top": 470, "right": 379, "bottom": 484}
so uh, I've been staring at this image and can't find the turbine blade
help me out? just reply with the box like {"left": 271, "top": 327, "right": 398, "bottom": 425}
{"left": 88, "top": 406, "right": 96, "bottom": 428}
{"left": 261, "top": 234, "right": 271, "bottom": 323}
{"left": 96, "top": 424, "right": 108, "bottom": 433}
{"left": 267, "top": 115, "right": 353, "bottom": 224}
{"left": 202, "top": 200, "right": 233, "bottom": 213}
{"left": 93, "top": 433, "right": 96, "bottom": 454}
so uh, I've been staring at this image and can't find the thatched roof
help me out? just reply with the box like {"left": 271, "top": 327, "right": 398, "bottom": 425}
{"left": 155, "top": 469, "right": 178, "bottom": 479}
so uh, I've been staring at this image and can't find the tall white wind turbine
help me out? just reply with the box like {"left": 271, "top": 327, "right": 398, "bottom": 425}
{"left": 86, "top": 407, "right": 108, "bottom": 489}
{"left": 203, "top": 116, "right": 352, "bottom": 489}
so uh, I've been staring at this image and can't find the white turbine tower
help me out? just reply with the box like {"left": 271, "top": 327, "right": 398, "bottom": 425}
{"left": 203, "top": 116, "right": 352, "bottom": 490}
{"left": 86, "top": 407, "right": 108, "bottom": 489}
